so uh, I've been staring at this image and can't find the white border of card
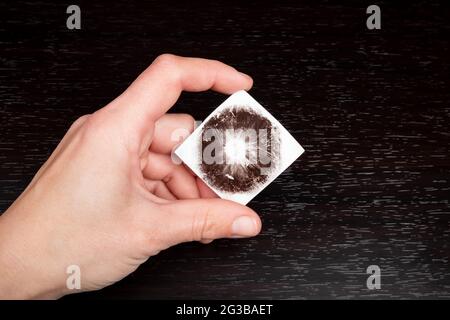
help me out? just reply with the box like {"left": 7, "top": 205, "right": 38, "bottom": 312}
{"left": 175, "top": 90, "right": 305, "bottom": 205}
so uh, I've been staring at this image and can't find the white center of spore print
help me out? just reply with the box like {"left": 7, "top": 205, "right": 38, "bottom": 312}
{"left": 224, "top": 132, "right": 250, "bottom": 165}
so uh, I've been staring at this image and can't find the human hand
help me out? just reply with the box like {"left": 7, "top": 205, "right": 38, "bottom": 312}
{"left": 0, "top": 54, "right": 261, "bottom": 299}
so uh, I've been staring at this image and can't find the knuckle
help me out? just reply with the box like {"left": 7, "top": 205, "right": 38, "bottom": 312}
{"left": 69, "top": 114, "right": 90, "bottom": 131}
{"left": 208, "top": 58, "right": 227, "bottom": 71}
{"left": 69, "top": 116, "right": 105, "bottom": 150}
{"left": 79, "top": 112, "right": 110, "bottom": 138}
{"left": 152, "top": 54, "right": 181, "bottom": 84}
{"left": 79, "top": 115, "right": 99, "bottom": 137}
{"left": 191, "top": 209, "right": 212, "bottom": 242}
{"left": 152, "top": 53, "right": 181, "bottom": 85}
{"left": 153, "top": 53, "right": 178, "bottom": 69}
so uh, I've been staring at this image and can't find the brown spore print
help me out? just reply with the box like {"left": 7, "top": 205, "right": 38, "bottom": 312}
{"left": 200, "top": 105, "right": 280, "bottom": 193}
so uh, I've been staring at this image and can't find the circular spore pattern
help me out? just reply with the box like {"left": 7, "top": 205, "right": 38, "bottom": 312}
{"left": 200, "top": 105, "right": 280, "bottom": 193}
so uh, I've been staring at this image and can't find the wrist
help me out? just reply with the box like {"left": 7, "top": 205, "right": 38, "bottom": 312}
{"left": 0, "top": 205, "right": 66, "bottom": 299}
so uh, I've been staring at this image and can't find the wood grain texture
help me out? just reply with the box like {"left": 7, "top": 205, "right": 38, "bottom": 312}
{"left": 0, "top": 0, "right": 449, "bottom": 299}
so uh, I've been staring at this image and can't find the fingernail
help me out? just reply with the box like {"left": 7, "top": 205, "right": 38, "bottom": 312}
{"left": 231, "top": 216, "right": 258, "bottom": 237}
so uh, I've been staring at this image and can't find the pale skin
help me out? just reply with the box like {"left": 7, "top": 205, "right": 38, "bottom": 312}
{"left": 0, "top": 54, "right": 261, "bottom": 299}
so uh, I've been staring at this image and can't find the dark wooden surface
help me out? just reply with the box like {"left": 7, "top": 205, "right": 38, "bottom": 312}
{"left": 1, "top": 0, "right": 449, "bottom": 299}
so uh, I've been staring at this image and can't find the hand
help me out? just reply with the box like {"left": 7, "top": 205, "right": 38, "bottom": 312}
{"left": 0, "top": 54, "right": 261, "bottom": 299}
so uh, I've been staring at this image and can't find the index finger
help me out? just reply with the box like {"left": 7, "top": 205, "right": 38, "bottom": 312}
{"left": 110, "top": 54, "right": 253, "bottom": 131}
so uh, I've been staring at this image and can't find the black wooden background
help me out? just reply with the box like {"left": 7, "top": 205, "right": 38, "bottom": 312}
{"left": 1, "top": 0, "right": 449, "bottom": 299}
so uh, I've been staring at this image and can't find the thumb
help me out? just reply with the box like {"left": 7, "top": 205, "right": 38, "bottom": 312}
{"left": 160, "top": 198, "right": 262, "bottom": 246}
